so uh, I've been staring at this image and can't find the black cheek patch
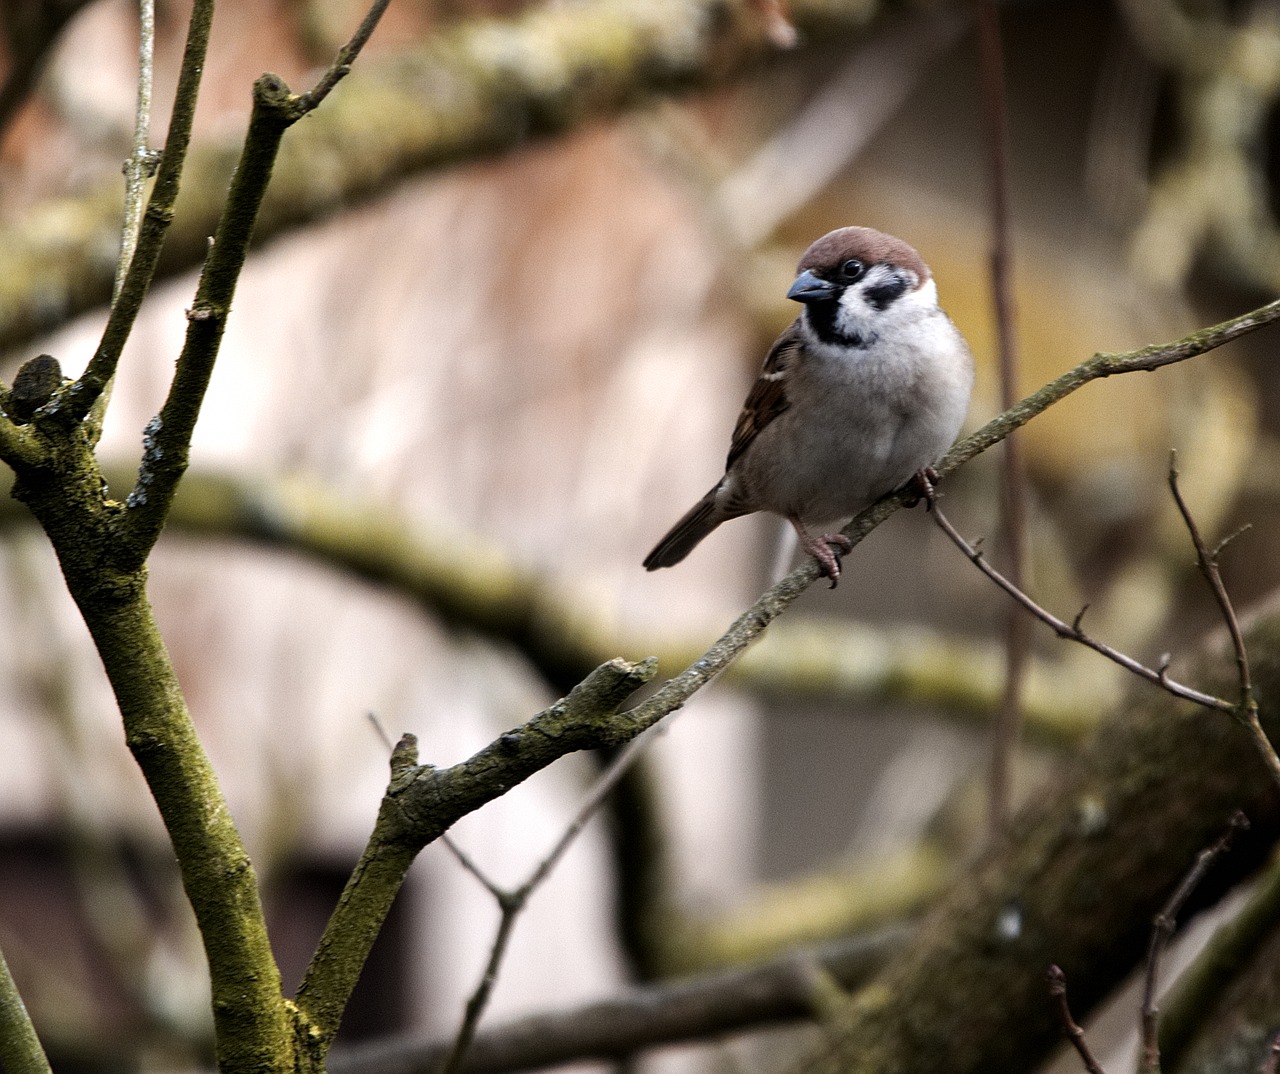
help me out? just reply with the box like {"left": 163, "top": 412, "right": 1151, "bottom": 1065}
{"left": 863, "top": 275, "right": 909, "bottom": 311}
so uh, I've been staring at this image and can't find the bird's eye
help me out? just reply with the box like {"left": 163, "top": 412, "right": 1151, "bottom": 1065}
{"left": 840, "top": 259, "right": 865, "bottom": 281}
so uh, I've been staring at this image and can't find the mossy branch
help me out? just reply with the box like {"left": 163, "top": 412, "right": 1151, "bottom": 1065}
{"left": 293, "top": 656, "right": 657, "bottom": 1051}
{"left": 0, "top": 944, "right": 51, "bottom": 1074}
{"left": 0, "top": 0, "right": 894, "bottom": 353}
{"left": 0, "top": 464, "right": 1104, "bottom": 742}
{"left": 0, "top": 1, "right": 395, "bottom": 1066}
{"left": 788, "top": 608, "right": 1280, "bottom": 1074}
{"left": 110, "top": 72, "right": 299, "bottom": 564}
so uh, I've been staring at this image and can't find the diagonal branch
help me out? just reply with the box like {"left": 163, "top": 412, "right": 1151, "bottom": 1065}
{"left": 1167, "top": 455, "right": 1280, "bottom": 790}
{"left": 53, "top": 0, "right": 216, "bottom": 424}
{"left": 0, "top": 942, "right": 51, "bottom": 1074}
{"left": 927, "top": 498, "right": 1234, "bottom": 713}
{"left": 293, "top": 657, "right": 657, "bottom": 1053}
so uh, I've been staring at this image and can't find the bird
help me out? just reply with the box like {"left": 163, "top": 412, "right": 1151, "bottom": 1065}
{"left": 643, "top": 226, "right": 973, "bottom": 585}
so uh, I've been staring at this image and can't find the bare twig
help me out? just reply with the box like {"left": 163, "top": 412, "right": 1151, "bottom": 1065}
{"left": 297, "top": 0, "right": 392, "bottom": 112}
{"left": 438, "top": 730, "right": 662, "bottom": 1074}
{"left": 926, "top": 497, "right": 1233, "bottom": 712}
{"left": 55, "top": 0, "right": 216, "bottom": 423}
{"left": 113, "top": 0, "right": 158, "bottom": 304}
{"left": 1047, "top": 965, "right": 1108, "bottom": 1074}
{"left": 1137, "top": 811, "right": 1248, "bottom": 1074}
{"left": 88, "top": 0, "right": 160, "bottom": 445}
{"left": 973, "top": 0, "right": 1029, "bottom": 842}
{"left": 1167, "top": 455, "right": 1280, "bottom": 791}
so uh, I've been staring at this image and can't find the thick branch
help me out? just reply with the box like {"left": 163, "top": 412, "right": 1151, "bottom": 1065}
{"left": 5, "top": 439, "right": 295, "bottom": 1071}
{"left": 789, "top": 609, "right": 1280, "bottom": 1074}
{"left": 328, "top": 926, "right": 910, "bottom": 1074}
{"left": 293, "top": 657, "right": 657, "bottom": 1052}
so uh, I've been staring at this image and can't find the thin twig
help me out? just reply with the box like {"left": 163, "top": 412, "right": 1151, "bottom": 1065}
{"left": 438, "top": 730, "right": 661, "bottom": 1074}
{"left": 926, "top": 497, "right": 1233, "bottom": 712}
{"left": 298, "top": 0, "right": 393, "bottom": 112}
{"left": 1138, "top": 811, "right": 1248, "bottom": 1074}
{"left": 973, "top": 0, "right": 1028, "bottom": 842}
{"left": 113, "top": 0, "right": 158, "bottom": 304}
{"left": 90, "top": 0, "right": 161, "bottom": 445}
{"left": 55, "top": 0, "right": 217, "bottom": 423}
{"left": 1167, "top": 455, "right": 1280, "bottom": 790}
{"left": 1047, "top": 965, "right": 1109, "bottom": 1074}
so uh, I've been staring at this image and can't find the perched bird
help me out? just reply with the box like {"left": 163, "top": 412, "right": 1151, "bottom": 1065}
{"left": 643, "top": 227, "right": 973, "bottom": 584}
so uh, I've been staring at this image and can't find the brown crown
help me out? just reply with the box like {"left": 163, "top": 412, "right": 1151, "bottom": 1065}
{"left": 797, "top": 227, "right": 929, "bottom": 285}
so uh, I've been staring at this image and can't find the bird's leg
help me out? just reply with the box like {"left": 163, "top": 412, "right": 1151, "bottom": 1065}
{"left": 788, "top": 516, "right": 853, "bottom": 587}
{"left": 903, "top": 466, "right": 940, "bottom": 509}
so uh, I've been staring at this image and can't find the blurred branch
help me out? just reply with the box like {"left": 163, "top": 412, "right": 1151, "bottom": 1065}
{"left": 792, "top": 607, "right": 1280, "bottom": 1074}
{"left": 1160, "top": 845, "right": 1280, "bottom": 1072}
{"left": 0, "top": 463, "right": 1105, "bottom": 741}
{"left": 328, "top": 925, "right": 911, "bottom": 1074}
{"left": 0, "top": 943, "right": 51, "bottom": 1074}
{"left": 438, "top": 730, "right": 663, "bottom": 1074}
{"left": 972, "top": 0, "right": 1028, "bottom": 841}
{"left": 670, "top": 843, "right": 948, "bottom": 973}
{"left": 1121, "top": 0, "right": 1280, "bottom": 292}
{"left": 0, "top": 0, "right": 93, "bottom": 144}
{"left": 0, "top": 0, "right": 898, "bottom": 353}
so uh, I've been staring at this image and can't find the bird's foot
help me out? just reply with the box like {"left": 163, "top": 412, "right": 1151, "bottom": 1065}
{"left": 791, "top": 518, "right": 853, "bottom": 587}
{"left": 903, "top": 467, "right": 940, "bottom": 509}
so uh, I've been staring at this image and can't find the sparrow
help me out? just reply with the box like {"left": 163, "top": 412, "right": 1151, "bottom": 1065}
{"left": 643, "top": 226, "right": 973, "bottom": 584}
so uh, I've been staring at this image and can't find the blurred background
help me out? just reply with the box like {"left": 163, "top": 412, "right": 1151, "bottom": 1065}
{"left": 1, "top": 0, "right": 1278, "bottom": 1069}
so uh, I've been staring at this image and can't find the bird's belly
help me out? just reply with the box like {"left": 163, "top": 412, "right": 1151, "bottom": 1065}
{"left": 736, "top": 399, "right": 937, "bottom": 525}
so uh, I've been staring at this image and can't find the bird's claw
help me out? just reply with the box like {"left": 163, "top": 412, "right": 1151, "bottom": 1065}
{"left": 807, "top": 533, "right": 852, "bottom": 587}
{"left": 903, "top": 467, "right": 940, "bottom": 509}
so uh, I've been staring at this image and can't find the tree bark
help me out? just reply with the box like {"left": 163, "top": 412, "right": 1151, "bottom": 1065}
{"left": 795, "top": 605, "right": 1280, "bottom": 1074}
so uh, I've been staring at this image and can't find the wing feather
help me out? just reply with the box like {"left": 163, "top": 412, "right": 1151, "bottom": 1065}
{"left": 726, "top": 323, "right": 803, "bottom": 469}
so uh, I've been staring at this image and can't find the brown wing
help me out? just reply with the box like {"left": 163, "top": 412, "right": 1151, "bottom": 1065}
{"left": 726, "top": 322, "right": 803, "bottom": 469}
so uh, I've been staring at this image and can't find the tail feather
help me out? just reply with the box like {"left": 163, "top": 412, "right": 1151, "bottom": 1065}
{"left": 643, "top": 489, "right": 728, "bottom": 570}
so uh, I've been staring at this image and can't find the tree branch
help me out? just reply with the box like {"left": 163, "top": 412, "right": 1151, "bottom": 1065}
{"left": 293, "top": 657, "right": 657, "bottom": 1053}
{"left": 0, "top": 464, "right": 1105, "bottom": 742}
{"left": 790, "top": 607, "right": 1280, "bottom": 1074}
{"left": 0, "top": 942, "right": 51, "bottom": 1074}
{"left": 328, "top": 926, "right": 910, "bottom": 1074}
{"left": 0, "top": 0, "right": 895, "bottom": 353}
{"left": 53, "top": 0, "right": 216, "bottom": 424}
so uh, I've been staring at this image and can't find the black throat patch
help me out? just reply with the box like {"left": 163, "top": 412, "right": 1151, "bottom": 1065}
{"left": 802, "top": 299, "right": 874, "bottom": 349}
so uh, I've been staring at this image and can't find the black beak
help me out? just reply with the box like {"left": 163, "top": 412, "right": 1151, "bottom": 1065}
{"left": 787, "top": 269, "right": 838, "bottom": 303}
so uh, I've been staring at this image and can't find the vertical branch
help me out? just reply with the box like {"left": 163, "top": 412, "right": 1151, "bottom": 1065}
{"left": 88, "top": 0, "right": 159, "bottom": 444}
{"left": 55, "top": 0, "right": 216, "bottom": 423}
{"left": 0, "top": 944, "right": 51, "bottom": 1074}
{"left": 973, "top": 0, "right": 1029, "bottom": 839}
{"left": 113, "top": 0, "right": 158, "bottom": 304}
